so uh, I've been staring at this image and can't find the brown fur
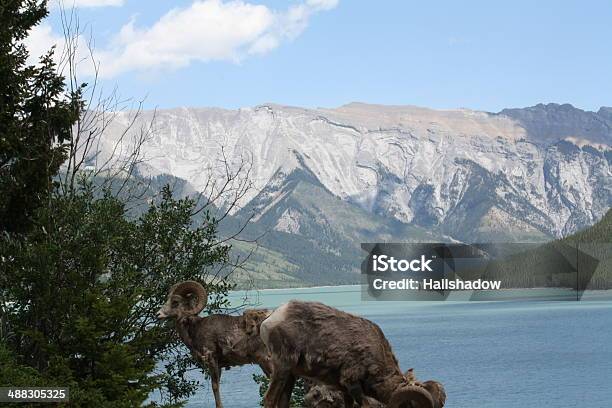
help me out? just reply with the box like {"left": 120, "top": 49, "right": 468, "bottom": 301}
{"left": 406, "top": 369, "right": 446, "bottom": 408}
{"left": 173, "top": 313, "right": 272, "bottom": 373}
{"left": 304, "top": 384, "right": 385, "bottom": 408}
{"left": 419, "top": 381, "right": 446, "bottom": 408}
{"left": 260, "top": 301, "right": 433, "bottom": 408}
{"left": 303, "top": 372, "right": 444, "bottom": 408}
{"left": 304, "top": 384, "right": 345, "bottom": 408}
{"left": 175, "top": 312, "right": 272, "bottom": 408}
{"left": 158, "top": 288, "right": 271, "bottom": 408}
{"left": 243, "top": 308, "right": 271, "bottom": 336}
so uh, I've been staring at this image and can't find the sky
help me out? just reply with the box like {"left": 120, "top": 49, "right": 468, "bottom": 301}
{"left": 27, "top": 0, "right": 612, "bottom": 112}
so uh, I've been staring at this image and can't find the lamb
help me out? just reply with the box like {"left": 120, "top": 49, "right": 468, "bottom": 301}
{"left": 259, "top": 300, "right": 445, "bottom": 408}
{"left": 305, "top": 383, "right": 443, "bottom": 408}
{"left": 304, "top": 370, "right": 445, "bottom": 408}
{"left": 156, "top": 281, "right": 272, "bottom": 408}
{"left": 304, "top": 384, "right": 346, "bottom": 408}
{"left": 304, "top": 384, "right": 385, "bottom": 407}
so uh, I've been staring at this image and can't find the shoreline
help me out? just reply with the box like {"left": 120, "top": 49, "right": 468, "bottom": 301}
{"left": 233, "top": 283, "right": 361, "bottom": 293}
{"left": 232, "top": 284, "right": 612, "bottom": 293}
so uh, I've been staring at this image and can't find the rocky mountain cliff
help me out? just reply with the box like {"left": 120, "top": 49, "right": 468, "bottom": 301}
{"left": 94, "top": 102, "right": 612, "bottom": 286}
{"left": 102, "top": 102, "right": 610, "bottom": 242}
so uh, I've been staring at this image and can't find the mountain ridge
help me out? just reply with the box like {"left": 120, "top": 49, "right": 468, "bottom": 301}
{"left": 99, "top": 102, "right": 610, "bottom": 246}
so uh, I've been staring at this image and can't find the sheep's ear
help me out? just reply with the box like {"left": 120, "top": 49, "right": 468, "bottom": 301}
{"left": 421, "top": 380, "right": 446, "bottom": 408}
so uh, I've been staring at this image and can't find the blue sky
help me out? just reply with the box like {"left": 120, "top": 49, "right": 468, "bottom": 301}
{"left": 31, "top": 0, "right": 611, "bottom": 112}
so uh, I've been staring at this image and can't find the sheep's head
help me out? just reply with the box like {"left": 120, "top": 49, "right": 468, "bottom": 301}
{"left": 389, "top": 385, "right": 435, "bottom": 408}
{"left": 398, "top": 369, "right": 446, "bottom": 408}
{"left": 157, "top": 281, "right": 208, "bottom": 320}
{"left": 242, "top": 309, "right": 270, "bottom": 336}
{"left": 420, "top": 380, "right": 446, "bottom": 408}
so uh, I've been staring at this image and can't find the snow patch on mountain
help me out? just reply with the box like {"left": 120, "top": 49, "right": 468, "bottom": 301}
{"left": 275, "top": 209, "right": 302, "bottom": 234}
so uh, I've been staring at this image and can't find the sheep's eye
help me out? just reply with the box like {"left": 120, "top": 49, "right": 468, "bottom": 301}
{"left": 171, "top": 301, "right": 179, "bottom": 307}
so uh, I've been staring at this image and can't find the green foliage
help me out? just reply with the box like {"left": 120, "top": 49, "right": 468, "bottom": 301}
{"left": 0, "top": 0, "right": 82, "bottom": 234}
{"left": 566, "top": 209, "right": 612, "bottom": 244}
{"left": 253, "top": 373, "right": 307, "bottom": 407}
{"left": 0, "top": 341, "right": 49, "bottom": 408}
{"left": 0, "top": 182, "right": 234, "bottom": 406}
{"left": 0, "top": 341, "right": 45, "bottom": 386}
{"left": 485, "top": 209, "right": 612, "bottom": 289}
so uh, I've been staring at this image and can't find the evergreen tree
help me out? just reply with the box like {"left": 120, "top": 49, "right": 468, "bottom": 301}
{"left": 1, "top": 182, "right": 234, "bottom": 406}
{"left": 0, "top": 0, "right": 81, "bottom": 234}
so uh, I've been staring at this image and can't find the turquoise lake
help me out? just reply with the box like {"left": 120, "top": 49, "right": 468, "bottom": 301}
{"left": 177, "top": 285, "right": 612, "bottom": 407}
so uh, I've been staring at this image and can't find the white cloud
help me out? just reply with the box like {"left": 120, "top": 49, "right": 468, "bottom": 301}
{"left": 23, "top": 0, "right": 338, "bottom": 78}
{"left": 98, "top": 0, "right": 338, "bottom": 77}
{"left": 24, "top": 23, "right": 62, "bottom": 64}
{"left": 99, "top": 0, "right": 274, "bottom": 75}
{"left": 247, "top": 0, "right": 338, "bottom": 56}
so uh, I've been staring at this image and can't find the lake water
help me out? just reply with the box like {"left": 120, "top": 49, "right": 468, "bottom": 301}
{"left": 181, "top": 285, "right": 612, "bottom": 407}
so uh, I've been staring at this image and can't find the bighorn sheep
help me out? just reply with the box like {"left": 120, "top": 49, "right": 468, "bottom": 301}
{"left": 304, "top": 384, "right": 347, "bottom": 408}
{"left": 156, "top": 281, "right": 272, "bottom": 408}
{"left": 260, "top": 300, "right": 445, "bottom": 408}
{"left": 305, "top": 383, "right": 444, "bottom": 408}
{"left": 304, "top": 384, "right": 385, "bottom": 407}
{"left": 304, "top": 370, "right": 445, "bottom": 408}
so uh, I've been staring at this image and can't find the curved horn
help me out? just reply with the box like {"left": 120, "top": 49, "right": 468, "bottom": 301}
{"left": 170, "top": 281, "right": 208, "bottom": 315}
{"left": 421, "top": 381, "right": 446, "bottom": 408}
{"left": 389, "top": 385, "right": 434, "bottom": 408}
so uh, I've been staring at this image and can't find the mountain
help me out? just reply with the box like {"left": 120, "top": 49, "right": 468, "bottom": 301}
{"left": 97, "top": 102, "right": 611, "bottom": 286}
{"left": 498, "top": 103, "right": 612, "bottom": 147}
{"left": 223, "top": 154, "right": 442, "bottom": 287}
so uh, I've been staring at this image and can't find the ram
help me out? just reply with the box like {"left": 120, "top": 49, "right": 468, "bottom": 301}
{"left": 260, "top": 300, "right": 445, "bottom": 408}
{"left": 157, "top": 281, "right": 272, "bottom": 408}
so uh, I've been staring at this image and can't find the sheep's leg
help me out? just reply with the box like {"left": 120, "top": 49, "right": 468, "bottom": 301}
{"left": 209, "top": 360, "right": 223, "bottom": 408}
{"left": 262, "top": 378, "right": 279, "bottom": 408}
{"left": 277, "top": 373, "right": 296, "bottom": 408}
{"left": 263, "top": 376, "right": 284, "bottom": 407}
{"left": 263, "top": 367, "right": 292, "bottom": 408}
{"left": 197, "top": 351, "right": 223, "bottom": 408}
